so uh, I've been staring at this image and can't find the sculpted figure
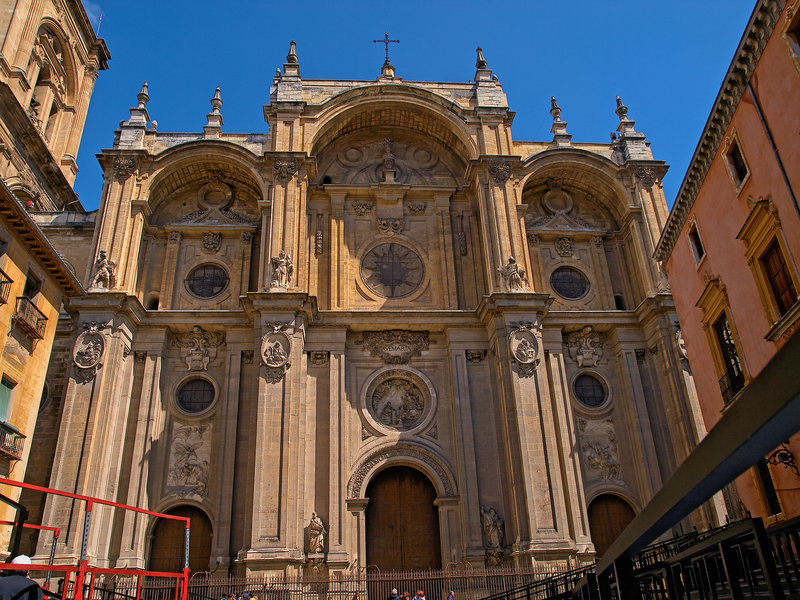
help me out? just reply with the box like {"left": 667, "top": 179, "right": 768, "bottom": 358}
{"left": 481, "top": 506, "right": 505, "bottom": 549}
{"left": 89, "top": 250, "right": 116, "bottom": 289}
{"left": 270, "top": 250, "right": 294, "bottom": 288}
{"left": 307, "top": 512, "right": 326, "bottom": 553}
{"left": 497, "top": 257, "right": 527, "bottom": 291}
{"left": 263, "top": 340, "right": 288, "bottom": 367}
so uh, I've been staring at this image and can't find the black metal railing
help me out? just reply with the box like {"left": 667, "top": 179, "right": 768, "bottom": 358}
{"left": 0, "top": 268, "right": 12, "bottom": 304}
{"left": 12, "top": 296, "right": 47, "bottom": 339}
{"left": 0, "top": 421, "right": 25, "bottom": 460}
{"left": 718, "top": 367, "right": 745, "bottom": 404}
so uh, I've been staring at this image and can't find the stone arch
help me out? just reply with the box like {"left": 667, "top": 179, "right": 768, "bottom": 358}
{"left": 347, "top": 443, "right": 458, "bottom": 499}
{"left": 310, "top": 86, "right": 477, "bottom": 164}
{"left": 147, "top": 503, "right": 213, "bottom": 573}
{"left": 586, "top": 493, "right": 637, "bottom": 557}
{"left": 34, "top": 19, "right": 78, "bottom": 104}
{"left": 519, "top": 149, "right": 629, "bottom": 229}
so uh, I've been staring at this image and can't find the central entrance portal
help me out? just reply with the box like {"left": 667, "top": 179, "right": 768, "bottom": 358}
{"left": 365, "top": 465, "right": 442, "bottom": 571}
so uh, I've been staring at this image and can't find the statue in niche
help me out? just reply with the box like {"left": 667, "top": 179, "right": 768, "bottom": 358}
{"left": 270, "top": 250, "right": 294, "bottom": 288}
{"left": 89, "top": 250, "right": 117, "bottom": 290}
{"left": 497, "top": 256, "right": 528, "bottom": 291}
{"left": 306, "top": 512, "right": 326, "bottom": 553}
{"left": 480, "top": 506, "right": 505, "bottom": 548}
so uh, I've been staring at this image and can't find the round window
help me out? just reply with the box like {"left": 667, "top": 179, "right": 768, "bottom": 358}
{"left": 550, "top": 266, "right": 589, "bottom": 299}
{"left": 573, "top": 374, "right": 607, "bottom": 408}
{"left": 360, "top": 243, "right": 424, "bottom": 299}
{"left": 176, "top": 378, "right": 215, "bottom": 413}
{"left": 186, "top": 264, "right": 229, "bottom": 298}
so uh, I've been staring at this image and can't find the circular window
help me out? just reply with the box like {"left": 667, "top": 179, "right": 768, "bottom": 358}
{"left": 176, "top": 378, "right": 215, "bottom": 413}
{"left": 550, "top": 266, "right": 589, "bottom": 299}
{"left": 573, "top": 374, "right": 607, "bottom": 408}
{"left": 360, "top": 243, "right": 424, "bottom": 299}
{"left": 186, "top": 264, "right": 229, "bottom": 298}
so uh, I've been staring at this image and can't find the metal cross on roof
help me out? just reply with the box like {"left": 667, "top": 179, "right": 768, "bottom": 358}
{"left": 373, "top": 32, "right": 400, "bottom": 62}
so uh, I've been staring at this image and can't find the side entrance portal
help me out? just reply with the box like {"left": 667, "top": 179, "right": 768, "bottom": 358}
{"left": 149, "top": 505, "right": 212, "bottom": 573}
{"left": 365, "top": 466, "right": 442, "bottom": 571}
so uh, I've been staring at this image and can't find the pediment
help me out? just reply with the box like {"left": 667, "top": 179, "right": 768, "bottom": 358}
{"left": 172, "top": 207, "right": 258, "bottom": 227}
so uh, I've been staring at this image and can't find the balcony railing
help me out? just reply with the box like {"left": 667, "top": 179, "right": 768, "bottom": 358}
{"left": 719, "top": 366, "right": 745, "bottom": 404}
{"left": 12, "top": 296, "right": 47, "bottom": 339}
{"left": 0, "top": 268, "right": 11, "bottom": 305}
{"left": 0, "top": 422, "right": 25, "bottom": 460}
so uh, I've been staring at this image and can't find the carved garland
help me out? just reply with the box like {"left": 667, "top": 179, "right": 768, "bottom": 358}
{"left": 347, "top": 445, "right": 457, "bottom": 498}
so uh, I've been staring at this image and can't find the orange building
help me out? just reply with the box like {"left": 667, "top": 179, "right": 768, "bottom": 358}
{"left": 656, "top": 0, "right": 800, "bottom": 522}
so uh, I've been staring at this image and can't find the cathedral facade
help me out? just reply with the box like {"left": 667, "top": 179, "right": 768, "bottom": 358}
{"left": 25, "top": 44, "right": 717, "bottom": 574}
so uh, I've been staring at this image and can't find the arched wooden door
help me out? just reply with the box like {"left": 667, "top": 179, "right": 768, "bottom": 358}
{"left": 587, "top": 495, "right": 636, "bottom": 557}
{"left": 365, "top": 466, "right": 442, "bottom": 571}
{"left": 149, "top": 506, "right": 212, "bottom": 573}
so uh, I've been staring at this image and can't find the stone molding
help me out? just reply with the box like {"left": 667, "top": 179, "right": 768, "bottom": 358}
{"left": 357, "top": 329, "right": 429, "bottom": 364}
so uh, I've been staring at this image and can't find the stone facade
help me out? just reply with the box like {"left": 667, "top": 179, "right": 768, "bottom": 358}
{"left": 24, "top": 44, "right": 717, "bottom": 573}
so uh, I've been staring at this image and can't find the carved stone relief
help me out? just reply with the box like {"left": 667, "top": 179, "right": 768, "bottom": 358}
{"left": 555, "top": 236, "right": 574, "bottom": 257}
{"left": 261, "top": 322, "right": 292, "bottom": 383}
{"left": 565, "top": 326, "right": 604, "bottom": 367}
{"left": 357, "top": 330, "right": 429, "bottom": 364}
{"left": 674, "top": 322, "right": 689, "bottom": 361}
{"left": 320, "top": 139, "right": 457, "bottom": 187}
{"left": 309, "top": 351, "right": 330, "bottom": 366}
{"left": 577, "top": 417, "right": 620, "bottom": 481}
{"left": 369, "top": 375, "right": 426, "bottom": 431}
{"left": 488, "top": 162, "right": 512, "bottom": 185}
{"left": 376, "top": 218, "right": 405, "bottom": 235}
{"left": 508, "top": 321, "right": 540, "bottom": 377}
{"left": 352, "top": 200, "right": 374, "bottom": 216}
{"left": 172, "top": 326, "right": 224, "bottom": 371}
{"left": 274, "top": 159, "right": 298, "bottom": 181}
{"left": 525, "top": 184, "right": 599, "bottom": 231}
{"left": 201, "top": 232, "right": 221, "bottom": 254}
{"left": 465, "top": 349, "right": 486, "bottom": 363}
{"left": 167, "top": 423, "right": 211, "bottom": 498}
{"left": 406, "top": 202, "right": 427, "bottom": 215}
{"left": 480, "top": 506, "right": 505, "bottom": 549}
{"left": 112, "top": 157, "right": 137, "bottom": 179}
{"left": 72, "top": 321, "right": 108, "bottom": 383}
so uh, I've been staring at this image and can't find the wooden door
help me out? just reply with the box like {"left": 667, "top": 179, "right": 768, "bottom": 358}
{"left": 365, "top": 466, "right": 442, "bottom": 571}
{"left": 587, "top": 495, "right": 636, "bottom": 557}
{"left": 149, "top": 506, "right": 212, "bottom": 573}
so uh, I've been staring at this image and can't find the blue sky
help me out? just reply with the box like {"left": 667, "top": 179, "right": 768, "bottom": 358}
{"left": 74, "top": 0, "right": 755, "bottom": 211}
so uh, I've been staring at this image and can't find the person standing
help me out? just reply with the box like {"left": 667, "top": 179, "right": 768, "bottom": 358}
{"left": 387, "top": 588, "right": 400, "bottom": 600}
{"left": 0, "top": 556, "right": 43, "bottom": 600}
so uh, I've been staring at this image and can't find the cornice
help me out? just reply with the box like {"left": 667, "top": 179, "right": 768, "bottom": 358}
{"left": 655, "top": 0, "right": 785, "bottom": 262}
{"left": 0, "top": 180, "right": 84, "bottom": 296}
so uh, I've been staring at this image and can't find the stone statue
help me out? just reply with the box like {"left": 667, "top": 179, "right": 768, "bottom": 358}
{"left": 89, "top": 250, "right": 117, "bottom": 289}
{"left": 480, "top": 506, "right": 505, "bottom": 549}
{"left": 497, "top": 257, "right": 527, "bottom": 291}
{"left": 307, "top": 511, "right": 326, "bottom": 553}
{"left": 270, "top": 250, "right": 294, "bottom": 288}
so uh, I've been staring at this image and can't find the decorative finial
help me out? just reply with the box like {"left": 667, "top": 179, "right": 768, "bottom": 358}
{"left": 286, "top": 41, "right": 298, "bottom": 64}
{"left": 476, "top": 47, "right": 487, "bottom": 69}
{"left": 615, "top": 95, "right": 628, "bottom": 120}
{"left": 210, "top": 86, "right": 222, "bottom": 113}
{"left": 137, "top": 82, "right": 149, "bottom": 109}
{"left": 550, "top": 96, "right": 562, "bottom": 121}
{"left": 275, "top": 68, "right": 281, "bottom": 77}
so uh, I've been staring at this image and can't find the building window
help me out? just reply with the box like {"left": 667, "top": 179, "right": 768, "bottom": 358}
{"left": 550, "top": 267, "right": 589, "bottom": 300}
{"left": 725, "top": 139, "right": 749, "bottom": 187}
{"left": 573, "top": 373, "right": 607, "bottom": 408}
{"left": 687, "top": 219, "right": 705, "bottom": 264}
{"left": 176, "top": 378, "right": 215, "bottom": 413}
{"left": 0, "top": 378, "right": 15, "bottom": 423}
{"left": 737, "top": 199, "right": 800, "bottom": 338}
{"left": 761, "top": 239, "right": 798, "bottom": 316}
{"left": 784, "top": 6, "right": 800, "bottom": 75}
{"left": 712, "top": 312, "right": 745, "bottom": 404}
{"left": 185, "top": 264, "right": 229, "bottom": 298}
{"left": 23, "top": 271, "right": 41, "bottom": 299}
{"left": 614, "top": 294, "right": 626, "bottom": 310}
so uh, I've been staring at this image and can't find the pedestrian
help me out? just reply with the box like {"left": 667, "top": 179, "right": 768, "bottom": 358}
{"left": 387, "top": 588, "right": 400, "bottom": 600}
{"left": 448, "top": 591, "right": 455, "bottom": 600}
{"left": 417, "top": 591, "right": 427, "bottom": 600}
{"left": 402, "top": 593, "right": 411, "bottom": 600}
{"left": 0, "top": 556, "right": 43, "bottom": 600}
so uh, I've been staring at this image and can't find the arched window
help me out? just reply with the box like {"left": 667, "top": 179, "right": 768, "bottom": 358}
{"left": 28, "top": 25, "right": 70, "bottom": 146}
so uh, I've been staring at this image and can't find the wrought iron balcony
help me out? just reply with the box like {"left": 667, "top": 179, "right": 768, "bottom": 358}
{"left": 719, "top": 366, "right": 746, "bottom": 405}
{"left": 12, "top": 296, "right": 47, "bottom": 339}
{"left": 0, "top": 268, "right": 11, "bottom": 305}
{"left": 0, "top": 421, "right": 25, "bottom": 460}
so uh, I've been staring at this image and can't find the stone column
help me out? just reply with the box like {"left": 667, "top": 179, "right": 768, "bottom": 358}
{"left": 159, "top": 232, "right": 181, "bottom": 307}
{"left": 329, "top": 191, "right": 346, "bottom": 309}
{"left": 327, "top": 330, "right": 348, "bottom": 565}
{"left": 435, "top": 497, "right": 461, "bottom": 566}
{"left": 346, "top": 499, "right": 368, "bottom": 571}
{"left": 434, "top": 193, "right": 458, "bottom": 308}
{"left": 119, "top": 337, "right": 167, "bottom": 568}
